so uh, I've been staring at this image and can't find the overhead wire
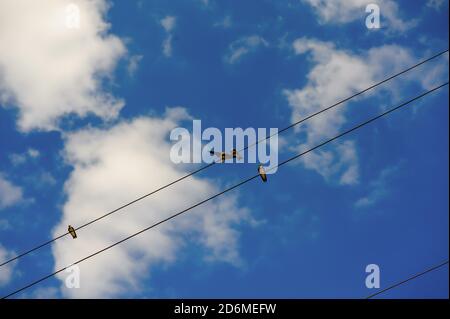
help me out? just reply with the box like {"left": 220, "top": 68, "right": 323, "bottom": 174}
{"left": 2, "top": 81, "right": 447, "bottom": 299}
{"left": 0, "top": 49, "right": 447, "bottom": 268}
{"left": 366, "top": 260, "right": 449, "bottom": 299}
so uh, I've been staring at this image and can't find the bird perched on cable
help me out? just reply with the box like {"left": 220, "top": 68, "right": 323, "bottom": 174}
{"left": 68, "top": 225, "right": 77, "bottom": 239}
{"left": 210, "top": 149, "right": 242, "bottom": 162}
{"left": 258, "top": 165, "right": 267, "bottom": 182}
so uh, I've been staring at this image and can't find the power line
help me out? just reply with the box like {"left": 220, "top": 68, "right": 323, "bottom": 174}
{"left": 243, "top": 49, "right": 449, "bottom": 151}
{"left": 366, "top": 260, "right": 449, "bottom": 299}
{"left": 0, "top": 162, "right": 216, "bottom": 267}
{"left": 2, "top": 82, "right": 447, "bottom": 299}
{"left": 0, "top": 49, "right": 447, "bottom": 269}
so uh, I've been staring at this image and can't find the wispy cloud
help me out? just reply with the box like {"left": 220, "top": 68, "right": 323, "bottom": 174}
{"left": 127, "top": 55, "right": 143, "bottom": 77}
{"left": 355, "top": 165, "right": 400, "bottom": 208}
{"left": 161, "top": 15, "right": 176, "bottom": 32}
{"left": 37, "top": 172, "right": 57, "bottom": 187}
{"left": 161, "top": 16, "right": 176, "bottom": 57}
{"left": 0, "top": 174, "right": 23, "bottom": 209}
{"left": 302, "top": 0, "right": 418, "bottom": 32}
{"left": 426, "top": 0, "right": 447, "bottom": 10}
{"left": 225, "top": 35, "right": 269, "bottom": 64}
{"left": 9, "top": 148, "right": 40, "bottom": 166}
{"left": 214, "top": 15, "right": 232, "bottom": 29}
{"left": 9, "top": 154, "right": 27, "bottom": 167}
{"left": 28, "top": 149, "right": 40, "bottom": 158}
{"left": 0, "top": 244, "right": 16, "bottom": 286}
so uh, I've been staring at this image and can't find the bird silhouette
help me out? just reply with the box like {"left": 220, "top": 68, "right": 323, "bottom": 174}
{"left": 258, "top": 165, "right": 267, "bottom": 182}
{"left": 68, "top": 225, "right": 77, "bottom": 239}
{"left": 210, "top": 149, "right": 242, "bottom": 162}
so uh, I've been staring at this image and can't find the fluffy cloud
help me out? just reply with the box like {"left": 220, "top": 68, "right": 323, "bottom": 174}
{"left": 0, "top": 0, "right": 126, "bottom": 132}
{"left": 52, "top": 108, "right": 253, "bottom": 298}
{"left": 161, "top": 16, "right": 176, "bottom": 57}
{"left": 0, "top": 174, "right": 23, "bottom": 209}
{"left": 284, "top": 38, "right": 424, "bottom": 185}
{"left": 302, "top": 0, "right": 417, "bottom": 32}
{"left": 225, "top": 35, "right": 269, "bottom": 64}
{"left": 0, "top": 244, "right": 16, "bottom": 286}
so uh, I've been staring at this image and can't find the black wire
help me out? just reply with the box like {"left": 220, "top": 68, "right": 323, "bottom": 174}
{"left": 0, "top": 49, "right": 447, "bottom": 269}
{"left": 366, "top": 260, "right": 449, "bottom": 299}
{"left": 0, "top": 162, "right": 215, "bottom": 267}
{"left": 2, "top": 82, "right": 447, "bottom": 299}
{"left": 243, "top": 49, "right": 450, "bottom": 151}
{"left": 274, "top": 83, "right": 449, "bottom": 169}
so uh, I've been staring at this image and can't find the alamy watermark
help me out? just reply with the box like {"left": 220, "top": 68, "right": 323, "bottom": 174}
{"left": 64, "top": 265, "right": 80, "bottom": 289}
{"left": 365, "top": 264, "right": 381, "bottom": 289}
{"left": 366, "top": 4, "right": 381, "bottom": 29}
{"left": 169, "top": 120, "right": 279, "bottom": 174}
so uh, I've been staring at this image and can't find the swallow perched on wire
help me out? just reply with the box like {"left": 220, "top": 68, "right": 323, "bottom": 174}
{"left": 258, "top": 164, "right": 267, "bottom": 182}
{"left": 68, "top": 225, "right": 77, "bottom": 239}
{"left": 210, "top": 149, "right": 242, "bottom": 162}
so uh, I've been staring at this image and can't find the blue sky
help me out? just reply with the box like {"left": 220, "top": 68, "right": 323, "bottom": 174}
{"left": 0, "top": 0, "right": 448, "bottom": 298}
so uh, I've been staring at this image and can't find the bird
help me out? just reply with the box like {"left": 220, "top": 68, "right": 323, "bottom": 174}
{"left": 68, "top": 225, "right": 77, "bottom": 239}
{"left": 210, "top": 149, "right": 242, "bottom": 162}
{"left": 258, "top": 165, "right": 267, "bottom": 182}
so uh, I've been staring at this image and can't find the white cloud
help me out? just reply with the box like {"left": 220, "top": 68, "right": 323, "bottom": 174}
{"left": 284, "top": 38, "right": 421, "bottom": 185}
{"left": 225, "top": 35, "right": 269, "bottom": 64}
{"left": 127, "top": 55, "right": 143, "bottom": 77}
{"left": 27, "top": 148, "right": 40, "bottom": 159}
{"left": 301, "top": 141, "right": 360, "bottom": 185}
{"left": 0, "top": 244, "right": 16, "bottom": 286}
{"left": 9, "top": 154, "right": 27, "bottom": 167}
{"left": 355, "top": 165, "right": 399, "bottom": 208}
{"left": 0, "top": 0, "right": 127, "bottom": 132}
{"left": 427, "top": 0, "right": 447, "bottom": 10}
{"left": 302, "top": 0, "right": 417, "bottom": 32}
{"left": 0, "top": 174, "right": 24, "bottom": 209}
{"left": 418, "top": 53, "right": 449, "bottom": 89}
{"left": 160, "top": 16, "right": 176, "bottom": 57}
{"left": 39, "top": 172, "right": 58, "bottom": 187}
{"left": 52, "top": 108, "right": 254, "bottom": 298}
{"left": 161, "top": 16, "right": 176, "bottom": 32}
{"left": 214, "top": 16, "right": 232, "bottom": 29}
{"left": 162, "top": 35, "right": 174, "bottom": 57}
{"left": 9, "top": 148, "right": 40, "bottom": 166}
